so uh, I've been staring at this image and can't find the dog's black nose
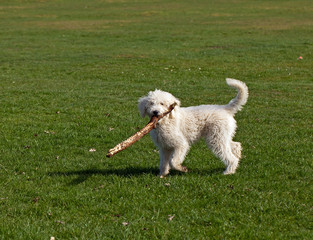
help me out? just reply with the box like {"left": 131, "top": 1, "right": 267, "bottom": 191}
{"left": 153, "top": 111, "right": 159, "bottom": 116}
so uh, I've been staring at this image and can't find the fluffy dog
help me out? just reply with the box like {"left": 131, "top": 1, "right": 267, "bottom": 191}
{"left": 138, "top": 78, "right": 248, "bottom": 177}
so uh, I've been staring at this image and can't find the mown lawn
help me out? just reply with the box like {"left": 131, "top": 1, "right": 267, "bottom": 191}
{"left": 0, "top": 0, "right": 312, "bottom": 239}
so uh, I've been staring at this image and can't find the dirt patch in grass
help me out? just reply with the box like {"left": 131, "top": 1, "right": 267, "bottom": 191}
{"left": 245, "top": 18, "right": 313, "bottom": 31}
{"left": 23, "top": 19, "right": 136, "bottom": 31}
{"left": 0, "top": 6, "right": 30, "bottom": 10}
{"left": 116, "top": 54, "right": 147, "bottom": 59}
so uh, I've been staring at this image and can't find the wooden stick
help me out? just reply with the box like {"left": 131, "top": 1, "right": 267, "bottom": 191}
{"left": 106, "top": 103, "right": 176, "bottom": 158}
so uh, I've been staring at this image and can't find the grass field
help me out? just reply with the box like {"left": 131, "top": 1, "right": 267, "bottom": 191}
{"left": 0, "top": 0, "right": 312, "bottom": 239}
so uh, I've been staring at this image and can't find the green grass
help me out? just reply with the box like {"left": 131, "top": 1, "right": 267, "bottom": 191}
{"left": 0, "top": 0, "right": 312, "bottom": 239}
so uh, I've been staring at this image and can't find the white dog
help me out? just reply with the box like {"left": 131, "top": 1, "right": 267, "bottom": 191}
{"left": 138, "top": 78, "right": 248, "bottom": 177}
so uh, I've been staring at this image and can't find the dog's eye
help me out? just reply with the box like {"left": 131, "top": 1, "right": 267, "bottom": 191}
{"left": 160, "top": 103, "right": 164, "bottom": 106}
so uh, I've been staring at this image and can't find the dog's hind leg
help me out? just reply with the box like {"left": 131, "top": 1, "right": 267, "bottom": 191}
{"left": 159, "top": 148, "right": 172, "bottom": 178}
{"left": 206, "top": 137, "right": 240, "bottom": 175}
{"left": 231, "top": 141, "right": 242, "bottom": 159}
{"left": 222, "top": 145, "right": 239, "bottom": 175}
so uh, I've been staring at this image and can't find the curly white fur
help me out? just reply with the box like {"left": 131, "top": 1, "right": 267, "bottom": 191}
{"left": 138, "top": 78, "right": 248, "bottom": 177}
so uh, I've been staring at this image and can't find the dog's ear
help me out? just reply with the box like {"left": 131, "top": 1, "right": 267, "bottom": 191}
{"left": 138, "top": 96, "right": 148, "bottom": 118}
{"left": 168, "top": 98, "right": 180, "bottom": 119}
{"left": 174, "top": 98, "right": 181, "bottom": 107}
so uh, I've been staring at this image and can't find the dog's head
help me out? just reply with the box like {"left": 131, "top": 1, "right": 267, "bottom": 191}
{"left": 138, "top": 89, "right": 180, "bottom": 118}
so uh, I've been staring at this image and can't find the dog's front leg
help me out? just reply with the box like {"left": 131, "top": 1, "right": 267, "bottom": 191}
{"left": 159, "top": 148, "right": 172, "bottom": 178}
{"left": 169, "top": 141, "right": 190, "bottom": 173}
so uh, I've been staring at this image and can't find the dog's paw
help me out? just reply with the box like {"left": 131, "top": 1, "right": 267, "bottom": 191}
{"left": 224, "top": 164, "right": 238, "bottom": 175}
{"left": 181, "top": 166, "right": 188, "bottom": 173}
{"left": 159, "top": 171, "right": 169, "bottom": 178}
{"left": 172, "top": 165, "right": 188, "bottom": 173}
{"left": 223, "top": 169, "right": 236, "bottom": 175}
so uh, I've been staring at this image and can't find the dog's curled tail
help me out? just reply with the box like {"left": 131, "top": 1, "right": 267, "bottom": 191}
{"left": 225, "top": 78, "right": 249, "bottom": 114}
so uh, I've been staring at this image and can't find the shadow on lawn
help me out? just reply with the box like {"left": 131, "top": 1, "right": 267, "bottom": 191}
{"left": 49, "top": 167, "right": 225, "bottom": 185}
{"left": 49, "top": 167, "right": 159, "bottom": 185}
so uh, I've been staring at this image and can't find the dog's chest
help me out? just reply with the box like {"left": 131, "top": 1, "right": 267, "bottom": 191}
{"left": 150, "top": 124, "right": 178, "bottom": 148}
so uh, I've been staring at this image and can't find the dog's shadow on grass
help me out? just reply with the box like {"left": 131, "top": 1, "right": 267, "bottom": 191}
{"left": 49, "top": 167, "right": 159, "bottom": 185}
{"left": 49, "top": 167, "right": 224, "bottom": 185}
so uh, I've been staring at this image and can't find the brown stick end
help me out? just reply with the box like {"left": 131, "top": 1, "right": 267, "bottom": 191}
{"left": 106, "top": 150, "right": 115, "bottom": 158}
